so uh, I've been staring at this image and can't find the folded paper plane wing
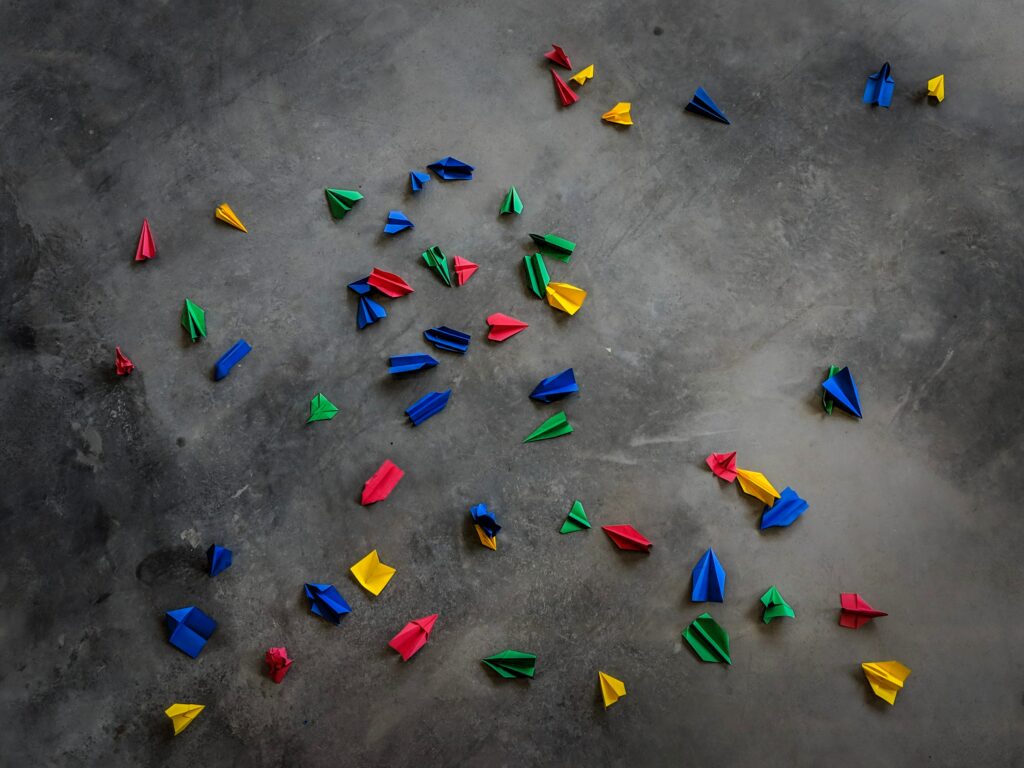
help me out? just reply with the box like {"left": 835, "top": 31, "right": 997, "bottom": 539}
{"left": 213, "top": 339, "right": 251, "bottom": 381}
{"left": 551, "top": 69, "right": 579, "bottom": 106}
{"left": 422, "top": 245, "right": 452, "bottom": 286}
{"left": 530, "top": 368, "right": 578, "bottom": 402}
{"left": 135, "top": 219, "right": 155, "bottom": 261}
{"left": 115, "top": 346, "right": 135, "bottom": 376}
{"left": 304, "top": 583, "right": 350, "bottom": 624}
{"left": 406, "top": 390, "right": 451, "bottom": 425}
{"left": 523, "top": 411, "right": 573, "bottom": 442}
{"left": 601, "top": 524, "right": 652, "bottom": 552}
{"left": 361, "top": 459, "right": 404, "bottom": 505}
{"left": 601, "top": 102, "right": 633, "bottom": 125}
{"left": 839, "top": 593, "right": 887, "bottom": 628}
{"left": 307, "top": 392, "right": 339, "bottom": 423}
{"left": 760, "top": 487, "right": 808, "bottom": 529}
{"left": 862, "top": 661, "right": 910, "bottom": 704}
{"left": 735, "top": 468, "right": 781, "bottom": 506}
{"left": 560, "top": 500, "right": 591, "bottom": 533}
{"left": 543, "top": 44, "right": 571, "bottom": 69}
{"left": 324, "top": 188, "right": 363, "bottom": 219}
{"left": 215, "top": 203, "right": 247, "bottom": 232}
{"left": 691, "top": 548, "right": 726, "bottom": 602}
{"left": 524, "top": 253, "right": 551, "bottom": 298}
{"left": 570, "top": 64, "right": 594, "bottom": 85}
{"left": 367, "top": 268, "right": 414, "bottom": 297}
{"left": 165, "top": 703, "right": 205, "bottom": 735}
{"left": 483, "top": 650, "right": 537, "bottom": 678}
{"left": 760, "top": 586, "right": 795, "bottom": 623}
{"left": 599, "top": 671, "right": 626, "bottom": 709}
{"left": 452, "top": 255, "right": 478, "bottom": 285}
{"left": 388, "top": 354, "right": 439, "bottom": 375}
{"left": 486, "top": 313, "right": 528, "bottom": 342}
{"left": 685, "top": 87, "right": 730, "bottom": 124}
{"left": 682, "top": 612, "right": 731, "bottom": 663}
{"left": 388, "top": 614, "right": 438, "bottom": 661}
{"left": 546, "top": 282, "right": 587, "bottom": 315}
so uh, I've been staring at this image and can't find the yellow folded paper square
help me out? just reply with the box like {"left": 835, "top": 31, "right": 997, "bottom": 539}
{"left": 350, "top": 550, "right": 396, "bottom": 595}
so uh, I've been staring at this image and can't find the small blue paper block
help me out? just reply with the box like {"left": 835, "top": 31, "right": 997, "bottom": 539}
{"left": 423, "top": 326, "right": 471, "bottom": 354}
{"left": 427, "top": 156, "right": 475, "bottom": 181}
{"left": 685, "top": 87, "right": 731, "bottom": 124}
{"left": 304, "top": 583, "right": 351, "bottom": 625}
{"left": 821, "top": 366, "right": 862, "bottom": 418}
{"left": 347, "top": 277, "right": 372, "bottom": 296}
{"left": 529, "top": 368, "right": 579, "bottom": 403}
{"left": 691, "top": 548, "right": 726, "bottom": 602}
{"left": 214, "top": 339, "right": 252, "bottom": 381}
{"left": 470, "top": 503, "right": 501, "bottom": 537}
{"left": 863, "top": 62, "right": 894, "bottom": 107}
{"left": 388, "top": 354, "right": 439, "bottom": 375}
{"left": 166, "top": 606, "right": 217, "bottom": 658}
{"left": 357, "top": 296, "right": 387, "bottom": 329}
{"left": 207, "top": 544, "right": 232, "bottom": 577}
{"left": 760, "top": 487, "right": 808, "bottom": 530}
{"left": 384, "top": 210, "right": 414, "bottom": 235}
{"left": 406, "top": 389, "right": 451, "bottom": 426}
{"left": 410, "top": 171, "right": 430, "bottom": 193}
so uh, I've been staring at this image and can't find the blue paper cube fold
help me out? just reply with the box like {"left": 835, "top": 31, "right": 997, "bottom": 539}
{"left": 166, "top": 606, "right": 217, "bottom": 658}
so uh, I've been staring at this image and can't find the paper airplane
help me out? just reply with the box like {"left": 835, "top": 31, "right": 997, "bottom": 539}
{"left": 134, "top": 219, "right": 155, "bottom": 261}
{"left": 523, "top": 411, "right": 573, "bottom": 442}
{"left": 361, "top": 459, "right": 404, "bottom": 505}
{"left": 181, "top": 298, "right": 207, "bottom": 342}
{"left": 927, "top": 74, "right": 944, "bottom": 102}
{"left": 324, "top": 188, "right": 363, "bottom": 219}
{"left": 685, "top": 87, "right": 731, "bottom": 124}
{"left": 551, "top": 69, "right": 579, "bottom": 106}
{"left": 863, "top": 62, "right": 895, "bottom": 107}
{"left": 388, "top": 614, "right": 438, "bottom": 661}
{"left": 682, "top": 612, "right": 731, "bottom": 664}
{"left": 601, "top": 102, "right": 633, "bottom": 125}
{"left": 424, "top": 325, "right": 470, "bottom": 354}
{"left": 307, "top": 392, "right": 339, "bottom": 423}
{"left": 760, "top": 586, "right": 795, "bottom": 623}
{"left": 215, "top": 203, "right": 247, "bottom": 232}
{"left": 422, "top": 245, "right": 452, "bottom": 286}
{"left": 524, "top": 253, "right": 551, "bottom": 298}
{"left": 760, "top": 487, "right": 808, "bottom": 529}
{"left": 546, "top": 282, "right": 587, "bottom": 315}
{"left": 570, "top": 64, "right": 594, "bottom": 85}
{"left": 530, "top": 368, "right": 578, "bottom": 402}
{"left": 350, "top": 550, "right": 396, "bottom": 596}
{"left": 384, "top": 210, "right": 414, "bottom": 234}
{"left": 453, "top": 255, "right": 478, "bottom": 286}
{"left": 529, "top": 232, "right": 576, "bottom": 260}
{"left": 388, "top": 354, "right": 439, "bottom": 375}
{"left": 115, "top": 346, "right": 134, "bottom": 376}
{"left": 560, "top": 500, "right": 591, "bottom": 533}
{"left": 486, "top": 313, "right": 528, "bottom": 342}
{"left": 821, "top": 366, "right": 862, "bottom": 418}
{"left": 598, "top": 671, "right": 626, "bottom": 708}
{"left": 472, "top": 504, "right": 501, "bottom": 548}
{"left": 213, "top": 339, "right": 251, "bottom": 381}
{"left": 500, "top": 185, "right": 523, "bottom": 215}
{"left": 166, "top": 606, "right": 216, "bottom": 658}
{"left": 821, "top": 365, "right": 840, "bottom": 413}
{"left": 304, "top": 582, "right": 351, "bottom": 624}
{"left": 357, "top": 295, "right": 387, "bottom": 329}
{"left": 406, "top": 389, "right": 451, "bottom": 426}
{"left": 483, "top": 650, "right": 536, "bottom": 678}
{"left": 691, "top": 548, "right": 726, "bottom": 602}
{"left": 368, "top": 268, "right": 414, "bottom": 297}
{"left": 165, "top": 703, "right": 204, "bottom": 735}
{"left": 704, "top": 451, "right": 737, "bottom": 482}
{"left": 839, "top": 593, "right": 887, "bottom": 629}
{"left": 862, "top": 661, "right": 911, "bottom": 705}
{"left": 601, "top": 524, "right": 652, "bottom": 552}
{"left": 410, "top": 171, "right": 430, "bottom": 193}
{"left": 543, "top": 44, "right": 571, "bottom": 69}
{"left": 348, "top": 277, "right": 372, "bottom": 295}
{"left": 207, "top": 544, "right": 232, "bottom": 576}
{"left": 735, "top": 468, "right": 781, "bottom": 506}
{"left": 266, "top": 647, "right": 293, "bottom": 683}
{"left": 427, "top": 156, "right": 474, "bottom": 181}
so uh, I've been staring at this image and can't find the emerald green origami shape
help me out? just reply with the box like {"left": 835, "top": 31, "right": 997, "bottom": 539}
{"left": 307, "top": 393, "right": 339, "bottom": 423}
{"left": 181, "top": 298, "right": 207, "bottom": 342}
{"left": 760, "top": 586, "right": 795, "bottom": 624}
{"left": 524, "top": 253, "right": 550, "bottom": 298}
{"left": 324, "top": 188, "right": 364, "bottom": 219}
{"left": 559, "top": 500, "right": 591, "bottom": 533}
{"left": 529, "top": 233, "right": 575, "bottom": 262}
{"left": 500, "top": 185, "right": 523, "bottom": 215}
{"left": 682, "top": 612, "right": 731, "bottom": 664}
{"left": 821, "top": 365, "right": 840, "bottom": 414}
{"left": 523, "top": 411, "right": 573, "bottom": 443}
{"left": 421, "top": 245, "right": 451, "bottom": 286}
{"left": 483, "top": 650, "right": 536, "bottom": 679}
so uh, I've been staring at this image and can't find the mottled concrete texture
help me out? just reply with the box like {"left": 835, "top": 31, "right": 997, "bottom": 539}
{"left": 1, "top": 0, "right": 1023, "bottom": 766}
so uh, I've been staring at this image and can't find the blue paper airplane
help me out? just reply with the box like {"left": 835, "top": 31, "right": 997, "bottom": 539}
{"left": 821, "top": 366, "right": 862, "bottom": 418}
{"left": 691, "top": 548, "right": 726, "bottom": 602}
{"left": 347, "top": 276, "right": 372, "bottom": 295}
{"left": 530, "top": 368, "right": 579, "bottom": 403}
{"left": 384, "top": 210, "right": 414, "bottom": 234}
{"left": 214, "top": 339, "right": 251, "bottom": 381}
{"left": 410, "top": 171, "right": 430, "bottom": 192}
{"left": 471, "top": 503, "right": 501, "bottom": 537}
{"left": 207, "top": 544, "right": 232, "bottom": 577}
{"left": 388, "top": 354, "right": 439, "bottom": 375}
{"left": 406, "top": 389, "right": 451, "bottom": 426}
{"left": 424, "top": 325, "right": 471, "bottom": 354}
{"left": 427, "top": 156, "right": 475, "bottom": 181}
{"left": 357, "top": 295, "right": 387, "bottom": 329}
{"left": 166, "top": 606, "right": 217, "bottom": 658}
{"left": 685, "top": 87, "right": 730, "bottom": 124}
{"left": 304, "top": 583, "right": 351, "bottom": 625}
{"left": 863, "top": 62, "right": 894, "bottom": 107}
{"left": 760, "top": 487, "right": 808, "bottom": 529}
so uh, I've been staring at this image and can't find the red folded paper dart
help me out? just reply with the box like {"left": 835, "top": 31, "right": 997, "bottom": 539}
{"left": 486, "top": 313, "right": 529, "bottom": 342}
{"left": 601, "top": 524, "right": 652, "bottom": 552}
{"left": 265, "top": 647, "right": 293, "bottom": 683}
{"left": 839, "top": 593, "right": 888, "bottom": 629}
{"left": 134, "top": 218, "right": 155, "bottom": 261}
{"left": 705, "top": 451, "right": 737, "bottom": 483}
{"left": 367, "top": 268, "right": 414, "bottom": 298}
{"left": 452, "top": 256, "right": 478, "bottom": 286}
{"left": 388, "top": 614, "right": 438, "bottom": 661}
{"left": 115, "top": 346, "right": 135, "bottom": 376}
{"left": 551, "top": 70, "right": 579, "bottom": 107}
{"left": 544, "top": 44, "right": 572, "bottom": 69}
{"left": 361, "top": 459, "right": 405, "bottom": 505}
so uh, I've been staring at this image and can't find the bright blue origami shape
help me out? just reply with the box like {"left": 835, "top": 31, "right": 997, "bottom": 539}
{"left": 406, "top": 389, "right": 451, "bottom": 426}
{"left": 357, "top": 295, "right": 387, "bottom": 329}
{"left": 347, "top": 276, "right": 372, "bottom": 296}
{"left": 529, "top": 368, "right": 579, "bottom": 403}
{"left": 166, "top": 606, "right": 217, "bottom": 658}
{"left": 388, "top": 354, "right": 439, "bottom": 375}
{"left": 863, "top": 62, "right": 894, "bottom": 107}
{"left": 304, "top": 583, "right": 351, "bottom": 625}
{"left": 214, "top": 339, "right": 251, "bottom": 381}
{"left": 423, "top": 326, "right": 471, "bottom": 354}
{"left": 691, "top": 548, "right": 726, "bottom": 602}
{"left": 384, "top": 210, "right": 414, "bottom": 234}
{"left": 471, "top": 503, "right": 501, "bottom": 537}
{"left": 821, "top": 366, "right": 862, "bottom": 418}
{"left": 685, "top": 87, "right": 730, "bottom": 124}
{"left": 760, "top": 487, "right": 808, "bottom": 529}
{"left": 427, "top": 156, "right": 474, "bottom": 181}
{"left": 410, "top": 171, "right": 430, "bottom": 192}
{"left": 207, "top": 544, "right": 232, "bottom": 577}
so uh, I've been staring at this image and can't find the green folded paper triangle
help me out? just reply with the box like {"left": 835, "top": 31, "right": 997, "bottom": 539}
{"left": 524, "top": 253, "right": 550, "bottom": 298}
{"left": 560, "top": 500, "right": 591, "bottom": 533}
{"left": 759, "top": 586, "right": 795, "bottom": 624}
{"left": 422, "top": 245, "right": 452, "bottom": 286}
{"left": 682, "top": 612, "right": 731, "bottom": 664}
{"left": 325, "top": 188, "right": 364, "bottom": 219}
{"left": 523, "top": 411, "right": 573, "bottom": 443}
{"left": 500, "top": 185, "right": 523, "bottom": 215}
{"left": 181, "top": 298, "right": 207, "bottom": 342}
{"left": 529, "top": 233, "right": 575, "bottom": 262}
{"left": 307, "top": 392, "right": 339, "bottom": 423}
{"left": 822, "top": 364, "right": 840, "bottom": 414}
{"left": 482, "top": 649, "right": 537, "bottom": 679}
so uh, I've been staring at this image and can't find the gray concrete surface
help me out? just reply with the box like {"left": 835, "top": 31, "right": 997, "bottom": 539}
{"left": 1, "top": 0, "right": 1023, "bottom": 765}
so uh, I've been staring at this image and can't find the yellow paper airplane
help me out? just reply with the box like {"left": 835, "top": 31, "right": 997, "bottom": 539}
{"left": 165, "top": 703, "right": 204, "bottom": 735}
{"left": 570, "top": 64, "right": 594, "bottom": 86}
{"left": 215, "top": 203, "right": 248, "bottom": 233}
{"left": 546, "top": 282, "right": 587, "bottom": 315}
{"left": 474, "top": 524, "right": 497, "bottom": 550}
{"left": 862, "top": 661, "right": 911, "bottom": 705}
{"left": 735, "top": 468, "right": 781, "bottom": 506}
{"left": 927, "top": 74, "right": 945, "bottom": 103}
{"left": 349, "top": 549, "right": 396, "bottom": 595}
{"left": 598, "top": 671, "right": 626, "bottom": 709}
{"left": 601, "top": 102, "right": 633, "bottom": 126}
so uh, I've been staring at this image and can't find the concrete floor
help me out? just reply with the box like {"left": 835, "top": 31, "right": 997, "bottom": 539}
{"left": 1, "top": 0, "right": 1022, "bottom": 765}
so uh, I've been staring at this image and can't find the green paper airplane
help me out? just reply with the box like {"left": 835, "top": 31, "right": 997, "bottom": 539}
{"left": 524, "top": 253, "right": 550, "bottom": 298}
{"left": 500, "top": 185, "right": 523, "bottom": 215}
{"left": 421, "top": 246, "right": 451, "bottom": 286}
{"left": 529, "top": 233, "right": 575, "bottom": 262}
{"left": 324, "top": 188, "right": 364, "bottom": 219}
{"left": 181, "top": 298, "right": 207, "bottom": 342}
{"left": 559, "top": 500, "right": 591, "bottom": 533}
{"left": 822, "top": 365, "right": 840, "bottom": 414}
{"left": 307, "top": 392, "right": 339, "bottom": 423}
{"left": 682, "top": 612, "right": 731, "bottom": 664}
{"left": 759, "top": 586, "right": 795, "bottom": 624}
{"left": 523, "top": 411, "right": 573, "bottom": 443}
{"left": 482, "top": 650, "right": 537, "bottom": 679}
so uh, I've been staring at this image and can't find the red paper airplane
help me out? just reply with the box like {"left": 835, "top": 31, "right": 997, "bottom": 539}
{"left": 388, "top": 614, "right": 438, "bottom": 661}
{"left": 361, "top": 459, "right": 405, "bottom": 505}
{"left": 551, "top": 70, "right": 579, "bottom": 107}
{"left": 453, "top": 256, "right": 478, "bottom": 286}
{"left": 265, "top": 646, "right": 293, "bottom": 683}
{"left": 486, "top": 313, "right": 528, "bottom": 342}
{"left": 367, "top": 268, "right": 414, "bottom": 298}
{"left": 839, "top": 593, "right": 888, "bottom": 629}
{"left": 601, "top": 524, "right": 652, "bottom": 552}
{"left": 134, "top": 218, "right": 155, "bottom": 261}
{"left": 544, "top": 44, "right": 572, "bottom": 69}
{"left": 705, "top": 451, "right": 737, "bottom": 483}
{"left": 115, "top": 346, "right": 135, "bottom": 376}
